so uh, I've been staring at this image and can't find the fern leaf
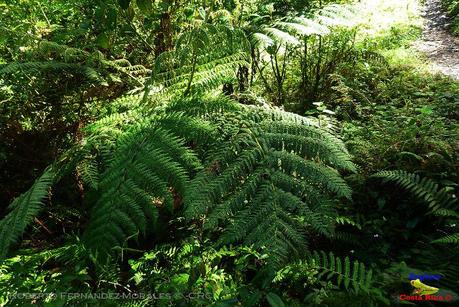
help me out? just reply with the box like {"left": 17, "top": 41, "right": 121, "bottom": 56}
{"left": 83, "top": 123, "right": 201, "bottom": 258}
{"left": 0, "top": 167, "right": 55, "bottom": 259}
{"left": 185, "top": 98, "right": 353, "bottom": 265}
{"left": 309, "top": 251, "right": 372, "bottom": 292}
{"left": 433, "top": 233, "right": 459, "bottom": 245}
{"left": 372, "top": 170, "right": 458, "bottom": 213}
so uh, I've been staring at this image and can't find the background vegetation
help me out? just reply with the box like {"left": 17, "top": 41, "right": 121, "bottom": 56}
{"left": 443, "top": 0, "right": 459, "bottom": 33}
{"left": 0, "top": 0, "right": 458, "bottom": 306}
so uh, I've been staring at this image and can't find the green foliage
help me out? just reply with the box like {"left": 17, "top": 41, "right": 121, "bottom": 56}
{"left": 121, "top": 239, "right": 384, "bottom": 306}
{"left": 308, "top": 251, "right": 373, "bottom": 292}
{"left": 372, "top": 170, "right": 458, "bottom": 213}
{"left": 246, "top": 3, "right": 358, "bottom": 107}
{"left": 1, "top": 0, "right": 459, "bottom": 306}
{"left": 0, "top": 90, "right": 354, "bottom": 267}
{"left": 183, "top": 98, "right": 354, "bottom": 265}
{"left": 372, "top": 170, "right": 459, "bottom": 246}
{"left": 443, "top": 0, "right": 459, "bottom": 34}
{"left": 433, "top": 233, "right": 459, "bottom": 244}
{"left": 83, "top": 126, "right": 199, "bottom": 257}
{"left": 0, "top": 168, "right": 55, "bottom": 259}
{"left": 126, "top": 239, "right": 254, "bottom": 305}
{"left": 0, "top": 41, "right": 150, "bottom": 87}
{"left": 273, "top": 251, "right": 388, "bottom": 306}
{"left": 144, "top": 23, "right": 250, "bottom": 98}
{"left": 341, "top": 58, "right": 458, "bottom": 175}
{"left": 0, "top": 241, "right": 127, "bottom": 306}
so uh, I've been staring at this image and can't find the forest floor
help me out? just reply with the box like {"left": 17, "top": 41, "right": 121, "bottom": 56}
{"left": 414, "top": 0, "right": 459, "bottom": 79}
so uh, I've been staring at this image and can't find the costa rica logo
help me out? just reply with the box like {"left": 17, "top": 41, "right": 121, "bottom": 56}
{"left": 398, "top": 272, "right": 454, "bottom": 302}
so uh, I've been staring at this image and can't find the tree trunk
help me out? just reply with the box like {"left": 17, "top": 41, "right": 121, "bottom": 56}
{"left": 154, "top": 11, "right": 173, "bottom": 57}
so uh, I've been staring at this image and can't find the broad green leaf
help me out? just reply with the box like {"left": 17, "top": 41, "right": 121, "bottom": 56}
{"left": 266, "top": 292, "right": 285, "bottom": 307}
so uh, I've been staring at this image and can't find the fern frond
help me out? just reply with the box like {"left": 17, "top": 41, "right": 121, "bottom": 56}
{"left": 77, "top": 156, "right": 100, "bottom": 190}
{"left": 275, "top": 21, "right": 324, "bottom": 37}
{"left": 372, "top": 170, "right": 458, "bottom": 213}
{"left": 434, "top": 209, "right": 459, "bottom": 218}
{"left": 263, "top": 27, "right": 301, "bottom": 46}
{"left": 248, "top": 3, "right": 354, "bottom": 57}
{"left": 251, "top": 32, "right": 275, "bottom": 48}
{"left": 373, "top": 170, "right": 459, "bottom": 246}
{"left": 144, "top": 23, "right": 250, "bottom": 99}
{"left": 311, "top": 251, "right": 373, "bottom": 293}
{"left": 83, "top": 123, "right": 202, "bottom": 257}
{"left": 433, "top": 233, "right": 459, "bottom": 245}
{"left": 0, "top": 167, "right": 55, "bottom": 259}
{"left": 184, "top": 98, "right": 353, "bottom": 265}
{"left": 332, "top": 231, "right": 362, "bottom": 245}
{"left": 335, "top": 216, "right": 362, "bottom": 230}
{"left": 293, "top": 17, "right": 330, "bottom": 35}
{"left": 0, "top": 62, "right": 105, "bottom": 84}
{"left": 317, "top": 4, "right": 356, "bottom": 27}
{"left": 1, "top": 41, "right": 147, "bottom": 86}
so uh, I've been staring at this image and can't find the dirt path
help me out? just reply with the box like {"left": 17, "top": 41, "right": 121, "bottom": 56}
{"left": 414, "top": 0, "right": 459, "bottom": 79}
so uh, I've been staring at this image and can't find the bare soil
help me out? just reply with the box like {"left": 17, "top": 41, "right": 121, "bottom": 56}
{"left": 414, "top": 0, "right": 459, "bottom": 79}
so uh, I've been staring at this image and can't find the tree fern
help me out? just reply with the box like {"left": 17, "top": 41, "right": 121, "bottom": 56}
{"left": 184, "top": 97, "right": 355, "bottom": 265}
{"left": 0, "top": 95, "right": 355, "bottom": 263}
{"left": 0, "top": 167, "right": 55, "bottom": 259}
{"left": 0, "top": 95, "right": 216, "bottom": 259}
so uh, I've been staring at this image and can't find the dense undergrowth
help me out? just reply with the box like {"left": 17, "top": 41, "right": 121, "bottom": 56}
{"left": 0, "top": 0, "right": 458, "bottom": 306}
{"left": 443, "top": 0, "right": 459, "bottom": 33}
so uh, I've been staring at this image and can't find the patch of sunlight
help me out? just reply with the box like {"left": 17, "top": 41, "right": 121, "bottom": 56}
{"left": 353, "top": 0, "right": 423, "bottom": 39}
{"left": 381, "top": 47, "right": 432, "bottom": 74}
